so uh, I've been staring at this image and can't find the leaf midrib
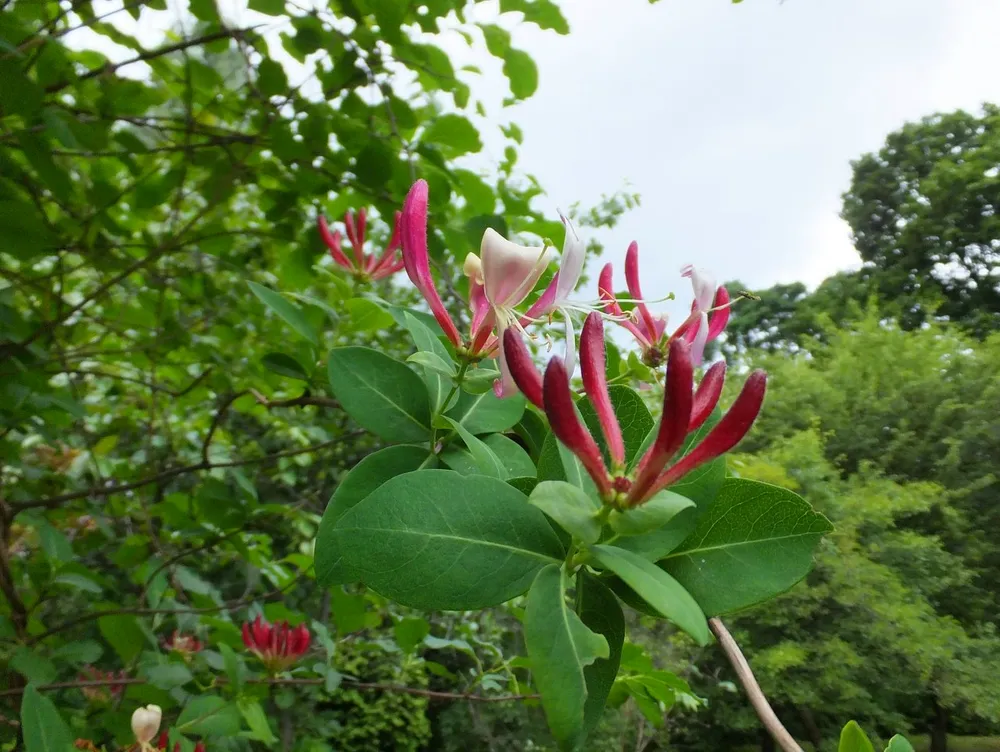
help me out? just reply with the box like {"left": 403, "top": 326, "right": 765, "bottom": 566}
{"left": 347, "top": 366, "right": 429, "bottom": 431}
{"left": 661, "top": 527, "right": 829, "bottom": 560}
{"left": 334, "top": 526, "right": 561, "bottom": 564}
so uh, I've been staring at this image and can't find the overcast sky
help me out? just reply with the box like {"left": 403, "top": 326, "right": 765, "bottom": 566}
{"left": 72, "top": 0, "right": 1000, "bottom": 320}
{"left": 474, "top": 0, "right": 1000, "bottom": 322}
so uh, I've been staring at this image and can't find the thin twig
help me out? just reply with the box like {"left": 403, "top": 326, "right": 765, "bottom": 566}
{"left": 11, "top": 433, "right": 363, "bottom": 512}
{"left": 709, "top": 618, "right": 804, "bottom": 752}
{"left": 0, "top": 676, "right": 538, "bottom": 703}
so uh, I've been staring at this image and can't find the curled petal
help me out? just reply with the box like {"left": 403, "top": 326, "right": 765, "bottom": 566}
{"left": 580, "top": 313, "right": 624, "bottom": 466}
{"left": 502, "top": 328, "right": 543, "bottom": 409}
{"left": 554, "top": 215, "right": 585, "bottom": 303}
{"left": 681, "top": 264, "right": 716, "bottom": 312}
{"left": 400, "top": 181, "right": 462, "bottom": 347}
{"left": 648, "top": 370, "right": 767, "bottom": 496}
{"left": 523, "top": 271, "right": 559, "bottom": 320}
{"left": 543, "top": 358, "right": 611, "bottom": 497}
{"left": 690, "top": 360, "right": 726, "bottom": 431}
{"left": 480, "top": 228, "right": 549, "bottom": 308}
{"left": 629, "top": 339, "right": 694, "bottom": 504}
{"left": 625, "top": 242, "right": 660, "bottom": 343}
{"left": 599, "top": 262, "right": 650, "bottom": 348}
{"left": 689, "top": 312, "right": 710, "bottom": 365}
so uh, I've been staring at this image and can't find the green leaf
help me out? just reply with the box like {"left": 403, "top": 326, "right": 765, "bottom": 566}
{"left": 355, "top": 142, "right": 395, "bottom": 189}
{"left": 445, "top": 417, "right": 507, "bottom": 478}
{"left": 332, "top": 470, "right": 565, "bottom": 609}
{"left": 394, "top": 616, "right": 430, "bottom": 654}
{"left": 176, "top": 695, "right": 242, "bottom": 736}
{"left": 660, "top": 478, "right": 833, "bottom": 616}
{"left": 220, "top": 643, "right": 245, "bottom": 693}
{"left": 404, "top": 311, "right": 453, "bottom": 412}
{"left": 53, "top": 640, "right": 103, "bottom": 664}
{"left": 248, "top": 281, "right": 319, "bottom": 345}
{"left": 499, "top": 0, "right": 570, "bottom": 33}
{"left": 145, "top": 662, "right": 194, "bottom": 689}
{"left": 407, "top": 351, "right": 456, "bottom": 378}
{"left": 344, "top": 297, "right": 394, "bottom": 333}
{"left": 423, "top": 114, "right": 482, "bottom": 157}
{"left": 528, "top": 481, "right": 601, "bottom": 544}
{"left": 483, "top": 434, "right": 535, "bottom": 478}
{"left": 21, "top": 685, "right": 74, "bottom": 752}
{"left": 317, "top": 445, "right": 432, "bottom": 586}
{"left": 327, "top": 347, "right": 431, "bottom": 442}
{"left": 462, "top": 364, "right": 501, "bottom": 394}
{"left": 0, "top": 200, "right": 57, "bottom": 259}
{"left": 578, "top": 572, "right": 625, "bottom": 738}
{"left": 839, "top": 721, "right": 876, "bottom": 752}
{"left": 447, "top": 389, "right": 524, "bottom": 433}
{"left": 99, "top": 614, "right": 148, "bottom": 663}
{"left": 0, "top": 61, "right": 44, "bottom": 116}
{"left": 188, "top": 0, "right": 219, "bottom": 21}
{"left": 524, "top": 565, "right": 609, "bottom": 745}
{"left": 257, "top": 58, "right": 288, "bottom": 96}
{"left": 885, "top": 736, "right": 915, "bottom": 752}
{"left": 503, "top": 48, "right": 538, "bottom": 99}
{"left": 239, "top": 698, "right": 277, "bottom": 743}
{"left": 11, "top": 648, "right": 57, "bottom": 686}
{"left": 589, "top": 544, "right": 709, "bottom": 645}
{"left": 480, "top": 24, "right": 511, "bottom": 57}
{"left": 261, "top": 352, "right": 311, "bottom": 381}
{"left": 609, "top": 491, "right": 694, "bottom": 536}
{"left": 248, "top": 0, "right": 285, "bottom": 14}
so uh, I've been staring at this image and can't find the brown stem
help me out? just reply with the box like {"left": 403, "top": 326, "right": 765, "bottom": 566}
{"left": 12, "top": 433, "right": 363, "bottom": 512}
{"left": 708, "top": 618, "right": 804, "bottom": 752}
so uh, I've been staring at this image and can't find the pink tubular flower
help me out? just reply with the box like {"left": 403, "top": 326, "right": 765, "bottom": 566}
{"left": 318, "top": 207, "right": 404, "bottom": 282}
{"left": 78, "top": 666, "right": 127, "bottom": 704}
{"left": 400, "top": 180, "right": 573, "bottom": 398}
{"left": 599, "top": 243, "right": 731, "bottom": 366}
{"left": 241, "top": 616, "right": 311, "bottom": 672}
{"left": 506, "top": 312, "right": 766, "bottom": 507}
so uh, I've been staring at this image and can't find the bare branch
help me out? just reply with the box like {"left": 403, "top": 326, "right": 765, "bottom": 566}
{"left": 709, "top": 618, "right": 804, "bottom": 752}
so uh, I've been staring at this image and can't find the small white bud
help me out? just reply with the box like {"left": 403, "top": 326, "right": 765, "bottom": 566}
{"left": 131, "top": 704, "right": 162, "bottom": 744}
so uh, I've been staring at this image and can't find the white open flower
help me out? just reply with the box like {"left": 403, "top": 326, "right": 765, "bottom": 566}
{"left": 131, "top": 704, "right": 162, "bottom": 746}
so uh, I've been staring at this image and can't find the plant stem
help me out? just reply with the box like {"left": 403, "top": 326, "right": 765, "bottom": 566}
{"left": 708, "top": 618, "right": 804, "bottom": 752}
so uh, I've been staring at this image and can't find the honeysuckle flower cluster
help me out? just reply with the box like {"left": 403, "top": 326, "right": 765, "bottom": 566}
{"left": 163, "top": 630, "right": 203, "bottom": 657}
{"left": 599, "top": 243, "right": 730, "bottom": 367}
{"left": 78, "top": 666, "right": 127, "bottom": 704}
{"left": 400, "top": 180, "right": 587, "bottom": 398}
{"left": 241, "top": 616, "right": 311, "bottom": 672}
{"left": 505, "top": 312, "right": 766, "bottom": 507}
{"left": 318, "top": 207, "right": 404, "bottom": 281}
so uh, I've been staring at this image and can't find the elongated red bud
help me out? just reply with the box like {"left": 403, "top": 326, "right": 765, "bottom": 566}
{"left": 543, "top": 358, "right": 611, "bottom": 497}
{"left": 628, "top": 339, "right": 693, "bottom": 504}
{"left": 241, "top": 622, "right": 253, "bottom": 650}
{"left": 689, "top": 360, "right": 726, "bottom": 431}
{"left": 580, "top": 313, "right": 624, "bottom": 466}
{"left": 344, "top": 211, "right": 365, "bottom": 266}
{"left": 598, "top": 263, "right": 622, "bottom": 315}
{"left": 624, "top": 242, "right": 659, "bottom": 341}
{"left": 357, "top": 206, "right": 368, "bottom": 249}
{"left": 648, "top": 369, "right": 767, "bottom": 497}
{"left": 503, "top": 329, "right": 543, "bottom": 409}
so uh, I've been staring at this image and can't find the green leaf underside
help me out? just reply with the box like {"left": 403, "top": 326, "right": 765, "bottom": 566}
{"left": 610, "top": 491, "right": 694, "bottom": 536}
{"left": 524, "top": 565, "right": 610, "bottom": 745}
{"left": 578, "top": 572, "right": 625, "bottom": 738}
{"left": 248, "top": 280, "right": 318, "bottom": 344}
{"left": 332, "top": 470, "right": 565, "bottom": 609}
{"left": 589, "top": 544, "right": 709, "bottom": 645}
{"left": 885, "top": 735, "right": 916, "bottom": 752}
{"left": 21, "top": 685, "right": 73, "bottom": 752}
{"left": 327, "top": 346, "right": 431, "bottom": 442}
{"left": 528, "top": 480, "right": 601, "bottom": 544}
{"left": 445, "top": 417, "right": 507, "bottom": 478}
{"left": 660, "top": 478, "right": 833, "bottom": 616}
{"left": 316, "top": 445, "right": 432, "bottom": 586}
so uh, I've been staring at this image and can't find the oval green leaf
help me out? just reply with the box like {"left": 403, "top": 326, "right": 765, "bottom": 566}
{"left": 528, "top": 480, "right": 601, "bottom": 544}
{"left": 316, "top": 445, "right": 432, "bottom": 586}
{"left": 660, "top": 478, "right": 833, "bottom": 616}
{"left": 332, "top": 470, "right": 565, "bottom": 609}
{"left": 589, "top": 544, "right": 709, "bottom": 645}
{"left": 327, "top": 346, "right": 431, "bottom": 442}
{"left": 21, "top": 685, "right": 74, "bottom": 752}
{"left": 248, "top": 280, "right": 319, "bottom": 345}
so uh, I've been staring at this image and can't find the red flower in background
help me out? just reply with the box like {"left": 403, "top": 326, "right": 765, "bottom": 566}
{"left": 505, "top": 312, "right": 766, "bottom": 507}
{"left": 157, "top": 731, "right": 206, "bottom": 752}
{"left": 78, "top": 666, "right": 127, "bottom": 704}
{"left": 318, "top": 207, "right": 404, "bottom": 281}
{"left": 163, "top": 630, "right": 203, "bottom": 656}
{"left": 241, "top": 615, "right": 310, "bottom": 672}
